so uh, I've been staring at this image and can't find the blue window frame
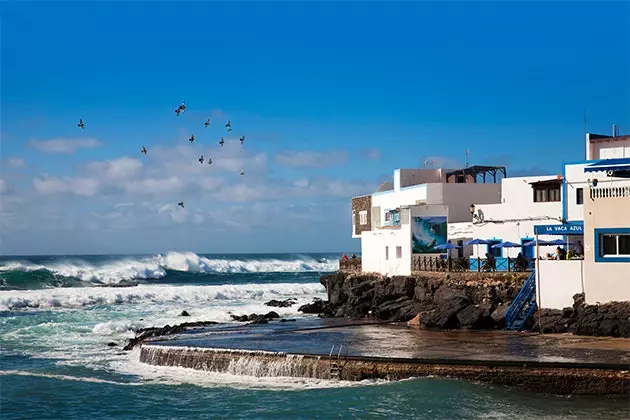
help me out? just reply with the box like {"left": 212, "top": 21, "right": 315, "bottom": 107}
{"left": 594, "top": 228, "right": 630, "bottom": 263}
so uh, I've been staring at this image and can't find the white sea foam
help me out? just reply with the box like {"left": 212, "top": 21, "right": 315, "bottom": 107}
{"left": 0, "top": 251, "right": 338, "bottom": 285}
{"left": 0, "top": 282, "right": 326, "bottom": 311}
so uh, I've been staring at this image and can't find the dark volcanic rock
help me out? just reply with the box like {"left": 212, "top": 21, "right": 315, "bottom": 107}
{"left": 421, "top": 297, "right": 470, "bottom": 329}
{"left": 490, "top": 305, "right": 510, "bottom": 329}
{"left": 265, "top": 299, "right": 297, "bottom": 308}
{"left": 123, "top": 321, "right": 220, "bottom": 350}
{"left": 107, "top": 342, "right": 117, "bottom": 347}
{"left": 180, "top": 310, "right": 190, "bottom": 317}
{"left": 457, "top": 304, "right": 493, "bottom": 329}
{"left": 298, "top": 298, "right": 327, "bottom": 314}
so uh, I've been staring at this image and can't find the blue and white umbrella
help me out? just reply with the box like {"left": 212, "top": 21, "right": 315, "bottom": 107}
{"left": 463, "top": 238, "right": 490, "bottom": 245}
{"left": 491, "top": 241, "right": 521, "bottom": 248}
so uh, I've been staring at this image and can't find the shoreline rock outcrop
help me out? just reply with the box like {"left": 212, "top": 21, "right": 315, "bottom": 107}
{"left": 316, "top": 272, "right": 630, "bottom": 337}
{"left": 123, "top": 321, "right": 220, "bottom": 350}
{"left": 534, "top": 294, "right": 630, "bottom": 338}
{"left": 317, "top": 272, "right": 527, "bottom": 330}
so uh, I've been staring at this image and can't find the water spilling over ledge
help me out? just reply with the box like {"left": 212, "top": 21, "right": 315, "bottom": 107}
{"left": 137, "top": 323, "right": 630, "bottom": 396}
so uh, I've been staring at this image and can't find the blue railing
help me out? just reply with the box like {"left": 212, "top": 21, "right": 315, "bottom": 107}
{"left": 505, "top": 269, "right": 538, "bottom": 331}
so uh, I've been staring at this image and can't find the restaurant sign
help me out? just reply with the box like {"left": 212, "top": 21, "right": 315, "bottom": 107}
{"left": 534, "top": 223, "right": 584, "bottom": 235}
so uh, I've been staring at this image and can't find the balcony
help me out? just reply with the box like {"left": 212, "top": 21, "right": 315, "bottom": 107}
{"left": 590, "top": 186, "right": 630, "bottom": 200}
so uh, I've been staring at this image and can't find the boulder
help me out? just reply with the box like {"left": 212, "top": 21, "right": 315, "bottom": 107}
{"left": 421, "top": 297, "right": 469, "bottom": 329}
{"left": 107, "top": 342, "right": 117, "bottom": 347}
{"left": 180, "top": 310, "right": 190, "bottom": 317}
{"left": 490, "top": 305, "right": 510, "bottom": 329}
{"left": 407, "top": 313, "right": 421, "bottom": 327}
{"left": 457, "top": 304, "right": 493, "bottom": 329}
{"left": 264, "top": 299, "right": 297, "bottom": 308}
{"left": 298, "top": 298, "right": 327, "bottom": 314}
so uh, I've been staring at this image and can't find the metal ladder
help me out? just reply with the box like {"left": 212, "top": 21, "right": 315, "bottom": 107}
{"left": 328, "top": 344, "right": 343, "bottom": 380}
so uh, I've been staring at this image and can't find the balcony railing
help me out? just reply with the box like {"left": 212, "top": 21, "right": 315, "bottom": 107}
{"left": 412, "top": 255, "right": 534, "bottom": 273}
{"left": 339, "top": 258, "right": 361, "bottom": 272}
{"left": 590, "top": 186, "right": 630, "bottom": 200}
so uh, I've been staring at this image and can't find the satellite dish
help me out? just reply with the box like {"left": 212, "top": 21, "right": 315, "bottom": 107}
{"left": 477, "top": 209, "right": 485, "bottom": 222}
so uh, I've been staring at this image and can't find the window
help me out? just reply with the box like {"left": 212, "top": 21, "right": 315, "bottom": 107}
{"left": 576, "top": 188, "right": 584, "bottom": 205}
{"left": 600, "top": 234, "right": 630, "bottom": 257}
{"left": 359, "top": 211, "right": 368, "bottom": 225}
{"left": 385, "top": 246, "right": 389, "bottom": 260}
{"left": 595, "top": 228, "right": 630, "bottom": 262}
{"left": 396, "top": 246, "right": 402, "bottom": 259}
{"left": 532, "top": 183, "right": 561, "bottom": 203}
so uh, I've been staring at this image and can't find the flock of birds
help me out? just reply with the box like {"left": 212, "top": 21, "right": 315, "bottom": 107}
{"left": 77, "top": 101, "right": 247, "bottom": 209}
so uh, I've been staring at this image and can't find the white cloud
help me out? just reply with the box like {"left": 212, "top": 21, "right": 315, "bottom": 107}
{"left": 28, "top": 138, "right": 102, "bottom": 154}
{"left": 275, "top": 150, "right": 349, "bottom": 168}
{"left": 4, "top": 157, "right": 26, "bottom": 168}
{"left": 33, "top": 176, "right": 99, "bottom": 196}
{"left": 85, "top": 156, "right": 143, "bottom": 181}
{"left": 0, "top": 178, "right": 11, "bottom": 195}
{"left": 361, "top": 148, "right": 381, "bottom": 160}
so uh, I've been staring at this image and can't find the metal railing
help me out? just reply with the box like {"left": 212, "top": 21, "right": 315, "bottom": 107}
{"left": 505, "top": 269, "right": 538, "bottom": 331}
{"left": 413, "top": 255, "right": 534, "bottom": 273}
{"left": 590, "top": 186, "right": 630, "bottom": 199}
{"left": 339, "top": 258, "right": 361, "bottom": 272}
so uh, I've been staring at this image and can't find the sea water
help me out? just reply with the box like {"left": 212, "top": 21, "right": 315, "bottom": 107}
{"left": 1, "top": 252, "right": 628, "bottom": 419}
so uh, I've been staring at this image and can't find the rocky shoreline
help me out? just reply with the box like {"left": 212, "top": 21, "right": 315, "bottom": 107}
{"left": 318, "top": 271, "right": 527, "bottom": 330}
{"left": 315, "top": 271, "right": 630, "bottom": 338}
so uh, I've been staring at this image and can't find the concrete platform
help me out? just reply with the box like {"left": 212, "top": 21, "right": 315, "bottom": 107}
{"left": 139, "top": 319, "right": 630, "bottom": 396}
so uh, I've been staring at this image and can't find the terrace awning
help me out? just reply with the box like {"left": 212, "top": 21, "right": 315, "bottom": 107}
{"left": 584, "top": 158, "right": 630, "bottom": 173}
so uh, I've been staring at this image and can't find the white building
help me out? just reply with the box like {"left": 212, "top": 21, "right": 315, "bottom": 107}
{"left": 351, "top": 166, "right": 505, "bottom": 276}
{"left": 464, "top": 129, "right": 630, "bottom": 310}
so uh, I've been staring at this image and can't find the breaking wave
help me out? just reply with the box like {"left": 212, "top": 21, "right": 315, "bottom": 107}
{"left": 0, "top": 251, "right": 338, "bottom": 289}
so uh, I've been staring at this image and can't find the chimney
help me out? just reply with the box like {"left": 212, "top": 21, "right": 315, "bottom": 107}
{"left": 612, "top": 124, "right": 618, "bottom": 138}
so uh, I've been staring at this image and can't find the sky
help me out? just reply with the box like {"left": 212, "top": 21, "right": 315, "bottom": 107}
{"left": 1, "top": 1, "right": 629, "bottom": 256}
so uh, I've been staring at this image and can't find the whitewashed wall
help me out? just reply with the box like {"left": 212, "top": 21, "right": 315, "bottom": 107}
{"left": 471, "top": 176, "right": 563, "bottom": 258}
{"left": 360, "top": 223, "right": 412, "bottom": 276}
{"left": 537, "top": 259, "right": 584, "bottom": 309}
{"left": 371, "top": 185, "right": 427, "bottom": 228}
{"left": 583, "top": 185, "right": 630, "bottom": 304}
{"left": 587, "top": 137, "right": 630, "bottom": 160}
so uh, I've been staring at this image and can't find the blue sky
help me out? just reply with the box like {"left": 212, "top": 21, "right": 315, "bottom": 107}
{"left": 1, "top": 1, "right": 629, "bottom": 255}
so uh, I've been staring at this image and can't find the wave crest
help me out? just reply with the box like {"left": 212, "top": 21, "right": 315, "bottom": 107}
{"left": 0, "top": 252, "right": 339, "bottom": 286}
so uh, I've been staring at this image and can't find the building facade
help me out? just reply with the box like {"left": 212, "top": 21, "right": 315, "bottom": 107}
{"left": 351, "top": 166, "right": 504, "bottom": 275}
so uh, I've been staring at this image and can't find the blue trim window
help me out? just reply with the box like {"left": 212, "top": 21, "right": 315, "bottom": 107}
{"left": 594, "top": 228, "right": 630, "bottom": 263}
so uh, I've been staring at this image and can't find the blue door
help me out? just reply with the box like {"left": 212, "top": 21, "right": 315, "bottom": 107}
{"left": 521, "top": 238, "right": 534, "bottom": 259}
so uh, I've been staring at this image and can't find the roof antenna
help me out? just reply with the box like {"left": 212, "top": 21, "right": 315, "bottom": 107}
{"left": 465, "top": 149, "right": 471, "bottom": 168}
{"left": 583, "top": 108, "right": 587, "bottom": 137}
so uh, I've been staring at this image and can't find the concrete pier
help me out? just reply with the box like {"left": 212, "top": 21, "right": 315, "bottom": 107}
{"left": 137, "top": 322, "right": 630, "bottom": 396}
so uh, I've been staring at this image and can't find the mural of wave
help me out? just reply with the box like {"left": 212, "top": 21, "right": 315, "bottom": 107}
{"left": 411, "top": 216, "right": 447, "bottom": 253}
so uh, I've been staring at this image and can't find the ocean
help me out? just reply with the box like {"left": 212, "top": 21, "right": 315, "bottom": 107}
{"left": 0, "top": 252, "right": 627, "bottom": 419}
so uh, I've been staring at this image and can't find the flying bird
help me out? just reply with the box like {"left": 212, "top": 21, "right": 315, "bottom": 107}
{"left": 219, "top": 137, "right": 225, "bottom": 147}
{"left": 189, "top": 134, "right": 195, "bottom": 144}
{"left": 178, "top": 201, "right": 185, "bottom": 208}
{"left": 175, "top": 102, "right": 186, "bottom": 116}
{"left": 141, "top": 146, "right": 148, "bottom": 155}
{"left": 199, "top": 155, "right": 204, "bottom": 164}
{"left": 240, "top": 168, "right": 245, "bottom": 176}
{"left": 204, "top": 118, "right": 210, "bottom": 128}
{"left": 77, "top": 119, "right": 85, "bottom": 129}
{"left": 240, "top": 136, "right": 245, "bottom": 145}
{"left": 225, "top": 120, "right": 232, "bottom": 132}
